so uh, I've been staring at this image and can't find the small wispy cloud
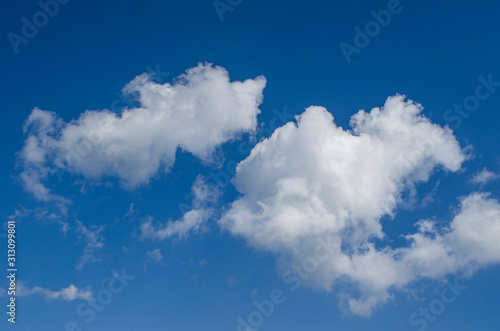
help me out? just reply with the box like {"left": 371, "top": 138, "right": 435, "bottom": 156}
{"left": 191, "top": 175, "right": 221, "bottom": 208}
{"left": 15, "top": 283, "right": 93, "bottom": 301}
{"left": 125, "top": 203, "right": 135, "bottom": 217}
{"left": 146, "top": 249, "right": 164, "bottom": 264}
{"left": 471, "top": 168, "right": 498, "bottom": 185}
{"left": 8, "top": 205, "right": 69, "bottom": 234}
{"left": 75, "top": 220, "right": 105, "bottom": 270}
{"left": 140, "top": 175, "right": 219, "bottom": 241}
{"left": 140, "top": 209, "right": 211, "bottom": 241}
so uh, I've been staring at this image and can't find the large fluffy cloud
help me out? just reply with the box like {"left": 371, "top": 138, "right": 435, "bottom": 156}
{"left": 220, "top": 95, "right": 500, "bottom": 315}
{"left": 18, "top": 63, "right": 266, "bottom": 203}
{"left": 222, "top": 95, "right": 465, "bottom": 251}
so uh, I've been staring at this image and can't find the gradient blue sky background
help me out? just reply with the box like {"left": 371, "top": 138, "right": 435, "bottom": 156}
{"left": 1, "top": 0, "right": 500, "bottom": 330}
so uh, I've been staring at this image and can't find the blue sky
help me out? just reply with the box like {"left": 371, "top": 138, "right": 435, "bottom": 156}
{"left": 1, "top": 0, "right": 500, "bottom": 330}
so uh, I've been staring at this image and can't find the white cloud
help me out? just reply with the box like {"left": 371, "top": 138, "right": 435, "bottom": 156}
{"left": 140, "top": 208, "right": 211, "bottom": 241}
{"left": 191, "top": 174, "right": 222, "bottom": 208}
{"left": 140, "top": 176, "right": 219, "bottom": 240}
{"left": 8, "top": 205, "right": 69, "bottom": 234}
{"left": 219, "top": 95, "right": 497, "bottom": 315}
{"left": 146, "top": 249, "right": 164, "bottom": 263}
{"left": 402, "top": 193, "right": 500, "bottom": 275}
{"left": 471, "top": 168, "right": 498, "bottom": 185}
{"left": 75, "top": 221, "right": 105, "bottom": 270}
{"left": 125, "top": 203, "right": 135, "bottom": 217}
{"left": 19, "top": 63, "right": 266, "bottom": 203}
{"left": 336, "top": 192, "right": 500, "bottom": 315}
{"left": 16, "top": 283, "right": 93, "bottom": 301}
{"left": 222, "top": 95, "right": 465, "bottom": 250}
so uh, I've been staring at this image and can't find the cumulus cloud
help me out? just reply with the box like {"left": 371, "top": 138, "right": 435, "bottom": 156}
{"left": 18, "top": 63, "right": 266, "bottom": 203}
{"left": 334, "top": 192, "right": 500, "bottom": 315}
{"left": 402, "top": 193, "right": 500, "bottom": 275}
{"left": 218, "top": 95, "right": 498, "bottom": 315}
{"left": 16, "top": 283, "right": 93, "bottom": 301}
{"left": 222, "top": 95, "right": 465, "bottom": 250}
